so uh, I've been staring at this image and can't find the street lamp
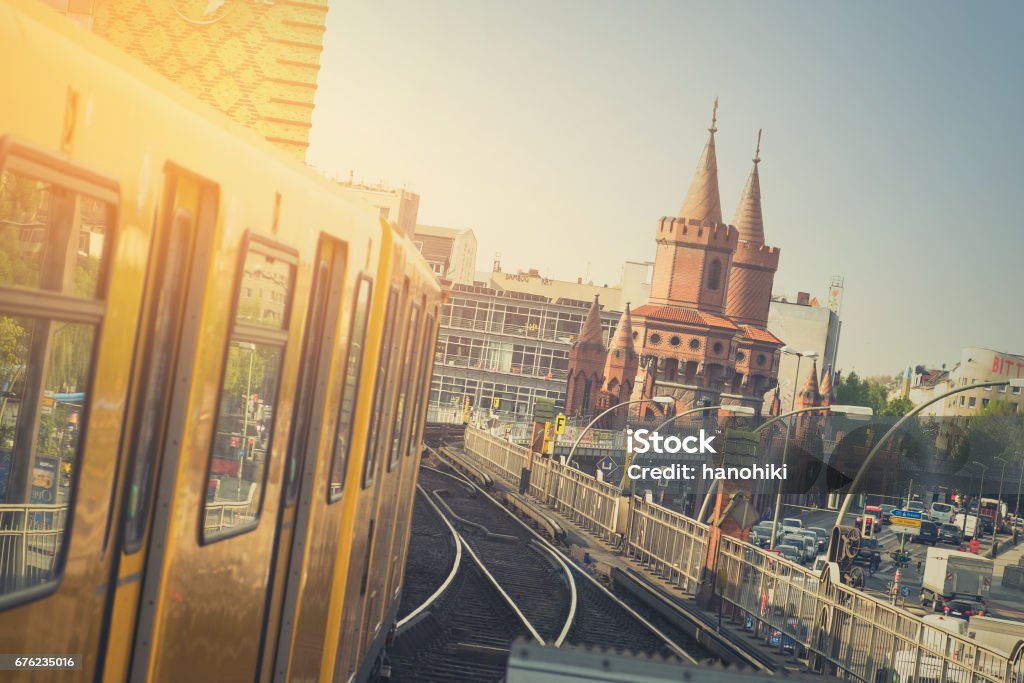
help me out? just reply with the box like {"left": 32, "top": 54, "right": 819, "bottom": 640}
{"left": 1016, "top": 451, "right": 1024, "bottom": 519}
{"left": 696, "top": 404, "right": 873, "bottom": 527}
{"left": 236, "top": 341, "right": 257, "bottom": 502}
{"left": 834, "top": 378, "right": 1024, "bottom": 530}
{"left": 994, "top": 456, "right": 1008, "bottom": 527}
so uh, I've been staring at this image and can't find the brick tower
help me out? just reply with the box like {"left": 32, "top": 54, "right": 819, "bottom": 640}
{"left": 726, "top": 131, "right": 781, "bottom": 328}
{"left": 565, "top": 296, "right": 606, "bottom": 417}
{"left": 595, "top": 304, "right": 639, "bottom": 425}
{"left": 630, "top": 101, "right": 783, "bottom": 416}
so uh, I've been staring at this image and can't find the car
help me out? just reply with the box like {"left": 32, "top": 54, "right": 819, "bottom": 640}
{"left": 938, "top": 524, "right": 963, "bottom": 546}
{"left": 929, "top": 502, "right": 954, "bottom": 524}
{"left": 806, "top": 527, "right": 829, "bottom": 552}
{"left": 913, "top": 521, "right": 939, "bottom": 546}
{"left": 776, "top": 544, "right": 802, "bottom": 564}
{"left": 907, "top": 501, "right": 926, "bottom": 513}
{"left": 780, "top": 535, "right": 812, "bottom": 563}
{"left": 852, "top": 537, "right": 882, "bottom": 568}
{"left": 797, "top": 530, "right": 824, "bottom": 554}
{"left": 781, "top": 518, "right": 803, "bottom": 531}
{"left": 879, "top": 504, "right": 896, "bottom": 524}
{"left": 979, "top": 516, "right": 994, "bottom": 535}
{"left": 943, "top": 599, "right": 984, "bottom": 620}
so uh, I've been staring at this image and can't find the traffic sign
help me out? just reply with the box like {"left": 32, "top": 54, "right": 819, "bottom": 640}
{"left": 492, "top": 396, "right": 501, "bottom": 409}
{"left": 891, "top": 509, "right": 922, "bottom": 535}
{"left": 597, "top": 456, "right": 615, "bottom": 471}
{"left": 554, "top": 413, "right": 566, "bottom": 435}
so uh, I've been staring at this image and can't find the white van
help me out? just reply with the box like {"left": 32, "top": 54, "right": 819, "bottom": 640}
{"left": 930, "top": 502, "right": 954, "bottom": 524}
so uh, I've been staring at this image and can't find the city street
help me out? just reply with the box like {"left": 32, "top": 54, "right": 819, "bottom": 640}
{"left": 778, "top": 504, "right": 1024, "bottom": 620}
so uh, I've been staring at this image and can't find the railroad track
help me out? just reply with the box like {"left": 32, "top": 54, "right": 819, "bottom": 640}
{"left": 415, "top": 464, "right": 699, "bottom": 662}
{"left": 389, "top": 487, "right": 537, "bottom": 683}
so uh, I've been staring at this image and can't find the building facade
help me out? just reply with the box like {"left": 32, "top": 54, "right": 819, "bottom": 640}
{"left": 337, "top": 181, "right": 420, "bottom": 239}
{"left": 429, "top": 283, "right": 621, "bottom": 419}
{"left": 918, "top": 347, "right": 1024, "bottom": 418}
{"left": 413, "top": 225, "right": 478, "bottom": 283}
{"left": 766, "top": 292, "right": 842, "bottom": 412}
{"left": 45, "top": 0, "right": 330, "bottom": 160}
{"left": 569, "top": 107, "right": 784, "bottom": 418}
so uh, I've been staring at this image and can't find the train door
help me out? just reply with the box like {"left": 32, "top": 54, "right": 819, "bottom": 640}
{"left": 100, "top": 167, "right": 216, "bottom": 682}
{"left": 0, "top": 143, "right": 122, "bottom": 680}
{"left": 127, "top": 178, "right": 299, "bottom": 680}
{"left": 265, "top": 236, "right": 347, "bottom": 682}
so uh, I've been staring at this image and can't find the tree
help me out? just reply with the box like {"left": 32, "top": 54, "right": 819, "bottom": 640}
{"left": 835, "top": 371, "right": 912, "bottom": 416}
{"left": 951, "top": 400, "right": 1024, "bottom": 467}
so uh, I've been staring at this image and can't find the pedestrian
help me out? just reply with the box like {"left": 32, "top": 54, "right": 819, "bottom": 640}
{"left": 869, "top": 554, "right": 880, "bottom": 575}
{"left": 917, "top": 560, "right": 922, "bottom": 573}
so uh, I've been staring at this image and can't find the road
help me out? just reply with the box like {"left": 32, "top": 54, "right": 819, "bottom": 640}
{"left": 776, "top": 503, "right": 1024, "bottom": 620}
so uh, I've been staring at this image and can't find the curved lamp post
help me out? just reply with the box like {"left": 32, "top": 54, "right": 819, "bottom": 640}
{"left": 994, "top": 456, "right": 1008, "bottom": 527}
{"left": 695, "top": 403, "right": 873, "bottom": 525}
{"left": 834, "top": 378, "right": 1024, "bottom": 532}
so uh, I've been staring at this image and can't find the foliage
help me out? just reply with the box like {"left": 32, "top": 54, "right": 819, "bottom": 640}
{"left": 835, "top": 371, "right": 913, "bottom": 416}
{"left": 950, "top": 400, "right": 1024, "bottom": 468}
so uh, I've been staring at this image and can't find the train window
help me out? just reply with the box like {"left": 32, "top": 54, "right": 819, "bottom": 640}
{"left": 202, "top": 240, "right": 295, "bottom": 542}
{"left": 388, "top": 303, "right": 420, "bottom": 469}
{"left": 0, "top": 162, "right": 115, "bottom": 600}
{"left": 362, "top": 285, "right": 399, "bottom": 488}
{"left": 328, "top": 275, "right": 372, "bottom": 502}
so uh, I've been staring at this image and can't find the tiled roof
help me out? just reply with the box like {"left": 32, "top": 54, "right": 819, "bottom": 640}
{"left": 631, "top": 304, "right": 737, "bottom": 330}
{"left": 740, "top": 326, "right": 782, "bottom": 344}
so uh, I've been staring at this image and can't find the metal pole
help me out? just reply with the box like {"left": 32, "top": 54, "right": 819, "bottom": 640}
{"left": 1016, "top": 453, "right": 1024, "bottom": 517}
{"left": 995, "top": 457, "right": 1007, "bottom": 528}
{"left": 770, "top": 355, "right": 805, "bottom": 550}
{"left": 834, "top": 379, "right": 1016, "bottom": 529}
{"left": 238, "top": 347, "right": 255, "bottom": 502}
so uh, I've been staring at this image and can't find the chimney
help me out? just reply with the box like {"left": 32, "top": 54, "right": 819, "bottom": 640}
{"left": 797, "top": 292, "right": 810, "bottom": 306}
{"left": 529, "top": 268, "right": 539, "bottom": 277}
{"left": 577, "top": 277, "right": 582, "bottom": 284}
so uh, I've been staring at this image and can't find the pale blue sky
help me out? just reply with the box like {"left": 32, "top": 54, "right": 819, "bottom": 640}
{"left": 308, "top": 1, "right": 1024, "bottom": 377}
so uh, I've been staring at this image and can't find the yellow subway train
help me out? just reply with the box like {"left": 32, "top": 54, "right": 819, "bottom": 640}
{"left": 0, "top": 0, "right": 441, "bottom": 680}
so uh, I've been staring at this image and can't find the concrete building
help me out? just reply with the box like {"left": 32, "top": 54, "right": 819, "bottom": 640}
{"left": 336, "top": 181, "right": 420, "bottom": 239}
{"left": 47, "top": 0, "right": 330, "bottom": 160}
{"left": 412, "top": 225, "right": 477, "bottom": 283}
{"left": 766, "top": 291, "right": 842, "bottom": 412}
{"left": 488, "top": 267, "right": 624, "bottom": 311}
{"left": 568, "top": 105, "right": 784, "bottom": 419}
{"left": 430, "top": 283, "right": 621, "bottom": 419}
{"left": 916, "top": 347, "right": 1024, "bottom": 418}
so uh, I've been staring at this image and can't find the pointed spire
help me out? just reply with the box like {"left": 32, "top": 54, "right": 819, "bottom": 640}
{"left": 819, "top": 365, "right": 833, "bottom": 406}
{"left": 770, "top": 387, "right": 782, "bottom": 417}
{"left": 796, "top": 360, "right": 821, "bottom": 409}
{"left": 608, "top": 303, "right": 635, "bottom": 354}
{"left": 678, "top": 98, "right": 723, "bottom": 225}
{"left": 575, "top": 295, "right": 604, "bottom": 348}
{"left": 732, "top": 129, "right": 765, "bottom": 245}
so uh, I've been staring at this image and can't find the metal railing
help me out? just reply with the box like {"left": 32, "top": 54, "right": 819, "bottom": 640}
{"left": 0, "top": 504, "right": 67, "bottom": 592}
{"left": 435, "top": 352, "right": 569, "bottom": 380}
{"left": 203, "top": 499, "right": 257, "bottom": 535}
{"left": 459, "top": 427, "right": 1024, "bottom": 682}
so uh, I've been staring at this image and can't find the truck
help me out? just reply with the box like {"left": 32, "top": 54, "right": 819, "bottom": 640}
{"left": 953, "top": 512, "right": 981, "bottom": 540}
{"left": 968, "top": 615, "right": 1024, "bottom": 655}
{"left": 978, "top": 498, "right": 1008, "bottom": 533}
{"left": 920, "top": 547, "right": 993, "bottom": 610}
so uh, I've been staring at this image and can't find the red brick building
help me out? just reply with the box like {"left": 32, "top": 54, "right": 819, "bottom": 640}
{"left": 566, "top": 103, "right": 784, "bottom": 419}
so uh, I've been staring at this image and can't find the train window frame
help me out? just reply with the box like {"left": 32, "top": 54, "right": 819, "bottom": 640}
{"left": 0, "top": 139, "right": 118, "bottom": 609}
{"left": 285, "top": 239, "right": 346, "bottom": 506}
{"left": 388, "top": 300, "right": 421, "bottom": 471}
{"left": 199, "top": 233, "right": 297, "bottom": 544}
{"left": 362, "top": 284, "right": 400, "bottom": 489}
{"left": 328, "top": 273, "right": 373, "bottom": 503}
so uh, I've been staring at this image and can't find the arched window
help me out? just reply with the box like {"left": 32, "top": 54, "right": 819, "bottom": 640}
{"left": 707, "top": 259, "right": 722, "bottom": 290}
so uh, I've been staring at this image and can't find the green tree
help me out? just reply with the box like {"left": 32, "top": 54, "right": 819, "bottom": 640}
{"left": 951, "top": 400, "right": 1024, "bottom": 467}
{"left": 835, "top": 371, "right": 912, "bottom": 416}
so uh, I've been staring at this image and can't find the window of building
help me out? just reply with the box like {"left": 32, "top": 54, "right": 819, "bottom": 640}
{"left": 968, "top": 396, "right": 976, "bottom": 408}
{"left": 1014, "top": 386, "right": 1022, "bottom": 395}
{"left": 982, "top": 398, "right": 990, "bottom": 408}
{"left": 960, "top": 396, "right": 965, "bottom": 406}
{"left": 707, "top": 259, "right": 722, "bottom": 290}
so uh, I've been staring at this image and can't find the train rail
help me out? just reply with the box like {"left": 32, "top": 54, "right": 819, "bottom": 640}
{"left": 415, "top": 463, "right": 698, "bottom": 662}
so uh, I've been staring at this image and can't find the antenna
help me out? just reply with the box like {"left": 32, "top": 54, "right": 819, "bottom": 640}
{"left": 492, "top": 252, "right": 502, "bottom": 273}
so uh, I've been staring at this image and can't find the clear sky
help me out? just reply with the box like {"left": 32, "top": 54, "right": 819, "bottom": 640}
{"left": 307, "top": 1, "right": 1024, "bottom": 378}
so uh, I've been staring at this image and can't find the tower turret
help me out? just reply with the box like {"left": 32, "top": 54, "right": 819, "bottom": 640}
{"left": 597, "top": 303, "right": 639, "bottom": 424}
{"left": 725, "top": 130, "right": 780, "bottom": 328}
{"left": 565, "top": 296, "right": 606, "bottom": 416}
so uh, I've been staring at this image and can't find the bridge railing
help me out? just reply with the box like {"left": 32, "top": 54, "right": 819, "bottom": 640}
{"left": 0, "top": 504, "right": 67, "bottom": 591}
{"left": 626, "top": 497, "right": 708, "bottom": 593}
{"left": 460, "top": 427, "right": 1022, "bottom": 682}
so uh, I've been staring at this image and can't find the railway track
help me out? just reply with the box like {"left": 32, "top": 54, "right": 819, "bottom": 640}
{"left": 401, "top": 464, "right": 700, "bottom": 668}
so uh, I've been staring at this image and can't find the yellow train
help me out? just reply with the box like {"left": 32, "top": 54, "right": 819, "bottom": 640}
{"left": 0, "top": 0, "right": 441, "bottom": 680}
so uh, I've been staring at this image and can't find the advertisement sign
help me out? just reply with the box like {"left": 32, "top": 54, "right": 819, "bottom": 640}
{"left": 30, "top": 456, "right": 59, "bottom": 505}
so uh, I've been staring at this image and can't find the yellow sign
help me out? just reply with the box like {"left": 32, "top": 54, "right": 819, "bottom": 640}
{"left": 890, "top": 515, "right": 921, "bottom": 528}
{"left": 492, "top": 397, "right": 501, "bottom": 409}
{"left": 542, "top": 421, "right": 552, "bottom": 455}
{"left": 554, "top": 413, "right": 566, "bottom": 435}
{"left": 462, "top": 396, "right": 471, "bottom": 424}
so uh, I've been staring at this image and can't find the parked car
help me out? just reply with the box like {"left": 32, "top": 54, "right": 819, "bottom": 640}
{"left": 938, "top": 524, "right": 964, "bottom": 546}
{"left": 930, "top": 502, "right": 955, "bottom": 524}
{"left": 776, "top": 544, "right": 802, "bottom": 564}
{"left": 913, "top": 521, "right": 939, "bottom": 546}
{"left": 879, "top": 504, "right": 896, "bottom": 524}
